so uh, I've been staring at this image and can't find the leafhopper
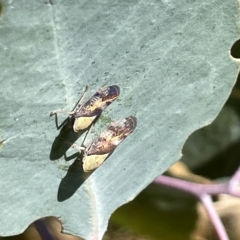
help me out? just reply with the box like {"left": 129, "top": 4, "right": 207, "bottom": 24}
{"left": 73, "top": 116, "right": 137, "bottom": 172}
{"left": 50, "top": 85, "right": 120, "bottom": 132}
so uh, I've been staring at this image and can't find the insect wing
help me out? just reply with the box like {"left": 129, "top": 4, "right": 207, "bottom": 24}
{"left": 73, "top": 85, "right": 120, "bottom": 118}
{"left": 86, "top": 116, "right": 137, "bottom": 155}
{"left": 82, "top": 116, "right": 137, "bottom": 172}
{"left": 72, "top": 85, "right": 120, "bottom": 132}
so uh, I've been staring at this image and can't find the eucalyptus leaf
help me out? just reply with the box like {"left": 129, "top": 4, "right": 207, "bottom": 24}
{"left": 0, "top": 0, "right": 239, "bottom": 239}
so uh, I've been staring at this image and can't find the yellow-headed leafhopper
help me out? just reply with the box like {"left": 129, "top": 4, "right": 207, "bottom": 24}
{"left": 50, "top": 85, "right": 120, "bottom": 132}
{"left": 74, "top": 116, "right": 137, "bottom": 172}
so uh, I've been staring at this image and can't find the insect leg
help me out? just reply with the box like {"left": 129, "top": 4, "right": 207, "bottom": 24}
{"left": 50, "top": 85, "right": 89, "bottom": 117}
{"left": 50, "top": 110, "right": 75, "bottom": 117}
{"left": 71, "top": 144, "right": 85, "bottom": 152}
{"left": 59, "top": 137, "right": 85, "bottom": 152}
{"left": 65, "top": 121, "right": 92, "bottom": 153}
{"left": 80, "top": 121, "right": 94, "bottom": 148}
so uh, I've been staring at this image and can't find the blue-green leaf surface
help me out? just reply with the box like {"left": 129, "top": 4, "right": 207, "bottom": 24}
{"left": 0, "top": 0, "right": 239, "bottom": 239}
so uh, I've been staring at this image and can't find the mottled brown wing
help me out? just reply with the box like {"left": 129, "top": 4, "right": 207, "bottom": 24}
{"left": 73, "top": 85, "right": 120, "bottom": 118}
{"left": 86, "top": 116, "right": 137, "bottom": 155}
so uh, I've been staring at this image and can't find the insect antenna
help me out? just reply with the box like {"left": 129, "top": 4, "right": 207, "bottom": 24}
{"left": 50, "top": 85, "right": 89, "bottom": 117}
{"left": 70, "top": 85, "right": 89, "bottom": 114}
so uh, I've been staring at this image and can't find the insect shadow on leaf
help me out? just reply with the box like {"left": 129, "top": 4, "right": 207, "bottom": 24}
{"left": 57, "top": 155, "right": 86, "bottom": 202}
